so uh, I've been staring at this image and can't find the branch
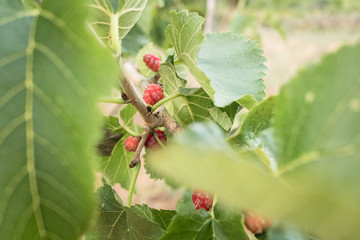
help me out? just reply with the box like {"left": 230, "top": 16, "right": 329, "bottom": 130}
{"left": 155, "top": 107, "right": 182, "bottom": 135}
{"left": 129, "top": 127, "right": 150, "bottom": 168}
{"left": 121, "top": 77, "right": 160, "bottom": 128}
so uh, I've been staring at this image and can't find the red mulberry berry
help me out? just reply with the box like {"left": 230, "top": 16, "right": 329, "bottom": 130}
{"left": 243, "top": 210, "right": 271, "bottom": 234}
{"left": 143, "top": 53, "right": 161, "bottom": 72}
{"left": 144, "top": 129, "right": 167, "bottom": 149}
{"left": 124, "top": 136, "right": 140, "bottom": 152}
{"left": 192, "top": 190, "right": 213, "bottom": 211}
{"left": 143, "top": 84, "right": 164, "bottom": 106}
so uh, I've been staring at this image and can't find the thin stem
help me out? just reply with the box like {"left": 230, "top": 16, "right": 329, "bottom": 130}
{"left": 122, "top": 125, "right": 140, "bottom": 137}
{"left": 99, "top": 97, "right": 126, "bottom": 104}
{"left": 126, "top": 162, "right": 141, "bottom": 208}
{"left": 154, "top": 133, "right": 165, "bottom": 148}
{"left": 152, "top": 92, "right": 181, "bottom": 112}
{"left": 129, "top": 127, "right": 151, "bottom": 168}
{"left": 121, "top": 78, "right": 159, "bottom": 128}
{"left": 211, "top": 195, "right": 218, "bottom": 219}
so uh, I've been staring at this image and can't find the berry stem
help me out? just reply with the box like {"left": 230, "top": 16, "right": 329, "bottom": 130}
{"left": 129, "top": 127, "right": 151, "bottom": 168}
{"left": 154, "top": 132, "right": 166, "bottom": 148}
{"left": 122, "top": 125, "right": 140, "bottom": 137}
{"left": 210, "top": 195, "right": 218, "bottom": 219}
{"left": 98, "top": 97, "right": 126, "bottom": 104}
{"left": 151, "top": 92, "right": 181, "bottom": 112}
{"left": 126, "top": 162, "right": 141, "bottom": 208}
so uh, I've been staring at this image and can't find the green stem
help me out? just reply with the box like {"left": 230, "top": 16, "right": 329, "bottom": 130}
{"left": 126, "top": 162, "right": 141, "bottom": 208}
{"left": 98, "top": 97, "right": 126, "bottom": 104}
{"left": 122, "top": 125, "right": 140, "bottom": 137}
{"left": 154, "top": 133, "right": 165, "bottom": 148}
{"left": 211, "top": 195, "right": 218, "bottom": 219}
{"left": 151, "top": 92, "right": 181, "bottom": 112}
{"left": 110, "top": 14, "right": 121, "bottom": 53}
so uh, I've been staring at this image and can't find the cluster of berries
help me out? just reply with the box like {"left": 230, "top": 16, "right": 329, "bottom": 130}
{"left": 124, "top": 129, "right": 167, "bottom": 152}
{"left": 124, "top": 53, "right": 166, "bottom": 153}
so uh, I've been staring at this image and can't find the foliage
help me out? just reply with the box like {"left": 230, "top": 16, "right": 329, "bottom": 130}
{"left": 1, "top": 0, "right": 359, "bottom": 240}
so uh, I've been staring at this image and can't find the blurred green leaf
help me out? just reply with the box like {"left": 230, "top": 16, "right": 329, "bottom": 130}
{"left": 86, "top": 185, "right": 166, "bottom": 240}
{"left": 273, "top": 42, "right": 360, "bottom": 239}
{"left": 266, "top": 224, "right": 310, "bottom": 240}
{"left": 0, "top": 0, "right": 118, "bottom": 238}
{"left": 148, "top": 122, "right": 293, "bottom": 214}
{"left": 229, "top": 96, "right": 277, "bottom": 147}
{"left": 275, "top": 42, "right": 360, "bottom": 168}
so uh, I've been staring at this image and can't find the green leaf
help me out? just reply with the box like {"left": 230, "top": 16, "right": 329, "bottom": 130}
{"left": 171, "top": 88, "right": 237, "bottom": 131}
{"left": 165, "top": 11, "right": 215, "bottom": 101}
{"left": 209, "top": 107, "right": 233, "bottom": 131}
{"left": 86, "top": 184, "right": 165, "bottom": 240}
{"left": 136, "top": 42, "right": 162, "bottom": 78}
{"left": 272, "top": 42, "right": 360, "bottom": 239}
{"left": 119, "top": 104, "right": 142, "bottom": 136}
{"left": 197, "top": 33, "right": 266, "bottom": 107}
{"left": 165, "top": 11, "right": 266, "bottom": 107}
{"left": 266, "top": 225, "right": 310, "bottom": 240}
{"left": 148, "top": 122, "right": 293, "bottom": 213}
{"left": 131, "top": 204, "right": 176, "bottom": 231}
{"left": 160, "top": 204, "right": 249, "bottom": 240}
{"left": 99, "top": 138, "right": 135, "bottom": 189}
{"left": 173, "top": 88, "right": 214, "bottom": 125}
{"left": 159, "top": 63, "right": 186, "bottom": 95}
{"left": 275, "top": 42, "right": 360, "bottom": 168}
{"left": 0, "top": 0, "right": 118, "bottom": 239}
{"left": 104, "top": 115, "right": 123, "bottom": 133}
{"left": 229, "top": 96, "right": 277, "bottom": 147}
{"left": 89, "top": 0, "right": 147, "bottom": 47}
{"left": 236, "top": 94, "right": 259, "bottom": 110}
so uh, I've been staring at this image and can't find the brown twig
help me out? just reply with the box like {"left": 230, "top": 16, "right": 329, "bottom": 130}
{"left": 155, "top": 107, "right": 182, "bottom": 135}
{"left": 121, "top": 66, "right": 183, "bottom": 167}
{"left": 149, "top": 73, "right": 161, "bottom": 84}
{"left": 121, "top": 78, "right": 160, "bottom": 128}
{"left": 129, "top": 127, "right": 151, "bottom": 168}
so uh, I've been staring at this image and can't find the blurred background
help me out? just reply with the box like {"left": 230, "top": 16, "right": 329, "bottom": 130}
{"left": 102, "top": 0, "right": 360, "bottom": 209}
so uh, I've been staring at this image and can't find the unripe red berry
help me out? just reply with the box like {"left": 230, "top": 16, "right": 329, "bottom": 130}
{"left": 192, "top": 190, "right": 213, "bottom": 211}
{"left": 143, "top": 53, "right": 161, "bottom": 72}
{"left": 143, "top": 84, "right": 164, "bottom": 106}
{"left": 124, "top": 136, "right": 140, "bottom": 152}
{"left": 144, "top": 129, "right": 167, "bottom": 149}
{"left": 243, "top": 211, "right": 271, "bottom": 234}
